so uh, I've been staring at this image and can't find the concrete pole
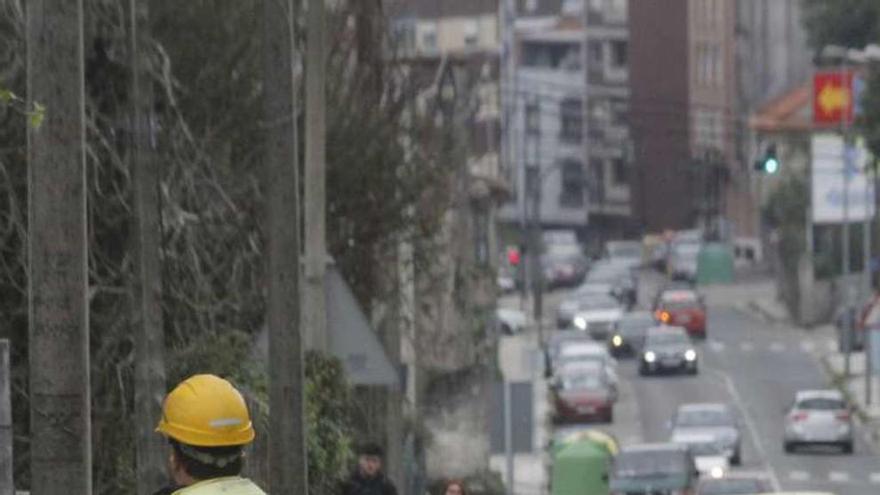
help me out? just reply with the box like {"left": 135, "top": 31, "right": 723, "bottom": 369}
{"left": 0, "top": 341, "right": 11, "bottom": 495}
{"left": 262, "top": 0, "right": 307, "bottom": 492}
{"left": 304, "top": 0, "right": 328, "bottom": 352}
{"left": 129, "top": 0, "right": 168, "bottom": 492}
{"left": 26, "top": 0, "right": 93, "bottom": 493}
{"left": 503, "top": 380, "right": 514, "bottom": 495}
{"left": 866, "top": 164, "right": 875, "bottom": 405}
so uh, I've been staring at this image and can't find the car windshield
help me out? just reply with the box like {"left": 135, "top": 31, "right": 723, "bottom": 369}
{"left": 798, "top": 398, "right": 846, "bottom": 410}
{"left": 676, "top": 408, "right": 733, "bottom": 427}
{"left": 662, "top": 300, "right": 700, "bottom": 311}
{"left": 579, "top": 295, "right": 619, "bottom": 309}
{"left": 686, "top": 441, "right": 723, "bottom": 456}
{"left": 698, "top": 479, "right": 765, "bottom": 495}
{"left": 608, "top": 243, "right": 642, "bottom": 259}
{"left": 647, "top": 332, "right": 688, "bottom": 346}
{"left": 614, "top": 451, "right": 688, "bottom": 477}
{"left": 560, "top": 373, "right": 604, "bottom": 390}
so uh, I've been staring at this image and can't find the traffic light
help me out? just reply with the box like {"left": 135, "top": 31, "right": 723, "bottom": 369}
{"left": 506, "top": 246, "right": 521, "bottom": 267}
{"left": 755, "top": 144, "right": 780, "bottom": 174}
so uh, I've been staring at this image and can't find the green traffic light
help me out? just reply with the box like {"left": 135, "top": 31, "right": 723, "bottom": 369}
{"left": 764, "top": 157, "right": 779, "bottom": 174}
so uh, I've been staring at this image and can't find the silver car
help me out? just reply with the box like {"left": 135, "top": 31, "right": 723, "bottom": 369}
{"left": 783, "top": 390, "right": 853, "bottom": 454}
{"left": 670, "top": 403, "right": 742, "bottom": 465}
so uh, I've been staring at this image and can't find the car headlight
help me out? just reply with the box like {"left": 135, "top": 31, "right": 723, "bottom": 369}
{"left": 684, "top": 349, "right": 697, "bottom": 361}
{"left": 644, "top": 351, "right": 656, "bottom": 363}
{"left": 710, "top": 466, "right": 725, "bottom": 479}
{"left": 574, "top": 317, "right": 587, "bottom": 330}
{"left": 612, "top": 335, "right": 623, "bottom": 347}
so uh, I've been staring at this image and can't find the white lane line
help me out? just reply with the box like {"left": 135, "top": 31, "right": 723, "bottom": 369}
{"left": 870, "top": 472, "right": 880, "bottom": 484}
{"left": 708, "top": 340, "right": 726, "bottom": 353}
{"left": 800, "top": 341, "right": 816, "bottom": 353}
{"left": 829, "top": 471, "right": 850, "bottom": 483}
{"left": 789, "top": 470, "right": 810, "bottom": 481}
{"left": 740, "top": 342, "right": 755, "bottom": 352}
{"left": 827, "top": 339, "right": 838, "bottom": 352}
{"left": 707, "top": 367, "right": 781, "bottom": 492}
{"left": 769, "top": 342, "right": 786, "bottom": 352}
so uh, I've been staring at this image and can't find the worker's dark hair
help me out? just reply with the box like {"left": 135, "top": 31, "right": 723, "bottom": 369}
{"left": 170, "top": 439, "right": 244, "bottom": 479}
{"left": 357, "top": 441, "right": 385, "bottom": 458}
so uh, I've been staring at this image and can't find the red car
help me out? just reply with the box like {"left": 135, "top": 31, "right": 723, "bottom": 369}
{"left": 654, "top": 290, "right": 706, "bottom": 338}
{"left": 552, "top": 367, "right": 616, "bottom": 423}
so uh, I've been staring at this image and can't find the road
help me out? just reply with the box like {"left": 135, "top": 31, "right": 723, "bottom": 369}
{"left": 499, "top": 269, "right": 880, "bottom": 494}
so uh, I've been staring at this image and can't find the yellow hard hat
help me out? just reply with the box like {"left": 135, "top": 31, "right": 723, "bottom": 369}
{"left": 156, "top": 374, "right": 255, "bottom": 447}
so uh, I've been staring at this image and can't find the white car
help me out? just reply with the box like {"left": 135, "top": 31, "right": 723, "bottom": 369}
{"left": 572, "top": 303, "right": 624, "bottom": 341}
{"left": 496, "top": 307, "right": 528, "bottom": 335}
{"left": 672, "top": 431, "right": 729, "bottom": 479}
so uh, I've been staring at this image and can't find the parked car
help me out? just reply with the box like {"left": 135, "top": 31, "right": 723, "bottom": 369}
{"left": 555, "top": 341, "right": 619, "bottom": 390}
{"left": 639, "top": 326, "right": 698, "bottom": 376}
{"left": 670, "top": 241, "right": 702, "bottom": 281}
{"left": 696, "top": 474, "right": 772, "bottom": 495}
{"left": 571, "top": 295, "right": 625, "bottom": 340}
{"left": 783, "top": 390, "right": 853, "bottom": 454}
{"left": 608, "top": 311, "right": 656, "bottom": 357}
{"left": 669, "top": 403, "right": 742, "bottom": 465}
{"left": 654, "top": 289, "right": 707, "bottom": 338}
{"left": 551, "top": 361, "right": 616, "bottom": 423}
{"left": 604, "top": 240, "right": 643, "bottom": 270}
{"left": 610, "top": 443, "right": 699, "bottom": 495}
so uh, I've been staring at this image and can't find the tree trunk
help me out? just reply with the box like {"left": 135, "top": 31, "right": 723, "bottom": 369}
{"left": 262, "top": 0, "right": 307, "bottom": 493}
{"left": 0, "top": 340, "right": 11, "bottom": 495}
{"left": 129, "top": 0, "right": 168, "bottom": 493}
{"left": 303, "top": 0, "right": 328, "bottom": 352}
{"left": 26, "top": 0, "right": 92, "bottom": 493}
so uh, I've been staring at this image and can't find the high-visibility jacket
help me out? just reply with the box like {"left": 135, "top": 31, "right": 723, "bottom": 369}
{"left": 173, "top": 477, "right": 267, "bottom": 495}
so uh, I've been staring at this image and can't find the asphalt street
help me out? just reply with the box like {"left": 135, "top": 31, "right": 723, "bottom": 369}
{"left": 531, "top": 270, "right": 880, "bottom": 495}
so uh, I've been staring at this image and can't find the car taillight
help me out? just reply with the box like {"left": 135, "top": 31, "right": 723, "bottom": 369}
{"left": 790, "top": 411, "right": 809, "bottom": 422}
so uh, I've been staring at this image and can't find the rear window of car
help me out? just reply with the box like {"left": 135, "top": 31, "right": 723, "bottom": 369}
{"left": 646, "top": 332, "right": 688, "bottom": 346}
{"left": 614, "top": 450, "right": 689, "bottom": 477}
{"left": 661, "top": 300, "right": 701, "bottom": 311}
{"left": 676, "top": 408, "right": 733, "bottom": 427}
{"left": 797, "top": 398, "right": 846, "bottom": 410}
{"left": 560, "top": 373, "right": 604, "bottom": 391}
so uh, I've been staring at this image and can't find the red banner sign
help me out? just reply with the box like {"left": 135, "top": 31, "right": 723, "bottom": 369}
{"left": 814, "top": 71, "right": 855, "bottom": 125}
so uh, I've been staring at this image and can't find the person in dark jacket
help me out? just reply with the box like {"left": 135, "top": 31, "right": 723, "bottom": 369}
{"left": 340, "top": 442, "right": 399, "bottom": 495}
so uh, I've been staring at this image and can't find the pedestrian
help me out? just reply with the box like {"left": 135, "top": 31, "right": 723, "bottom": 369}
{"left": 153, "top": 374, "right": 266, "bottom": 495}
{"left": 442, "top": 479, "right": 467, "bottom": 495}
{"left": 340, "top": 442, "right": 399, "bottom": 495}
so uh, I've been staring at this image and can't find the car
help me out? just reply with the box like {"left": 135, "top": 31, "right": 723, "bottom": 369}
{"left": 670, "top": 241, "right": 702, "bottom": 281}
{"left": 783, "top": 390, "right": 853, "bottom": 454}
{"left": 556, "top": 283, "right": 616, "bottom": 328}
{"left": 603, "top": 240, "right": 643, "bottom": 270}
{"left": 571, "top": 295, "right": 624, "bottom": 340}
{"left": 586, "top": 260, "right": 638, "bottom": 308}
{"left": 682, "top": 436, "right": 729, "bottom": 479}
{"left": 608, "top": 311, "right": 656, "bottom": 357}
{"left": 655, "top": 289, "right": 707, "bottom": 338}
{"left": 545, "top": 333, "right": 596, "bottom": 377}
{"left": 551, "top": 361, "right": 616, "bottom": 423}
{"left": 639, "top": 326, "right": 698, "bottom": 376}
{"left": 697, "top": 474, "right": 772, "bottom": 495}
{"left": 542, "top": 243, "right": 588, "bottom": 289}
{"left": 670, "top": 403, "right": 742, "bottom": 465}
{"left": 495, "top": 307, "right": 528, "bottom": 335}
{"left": 610, "top": 443, "right": 699, "bottom": 495}
{"left": 554, "top": 341, "right": 619, "bottom": 390}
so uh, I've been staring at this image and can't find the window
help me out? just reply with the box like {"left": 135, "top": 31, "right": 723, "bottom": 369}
{"left": 559, "top": 98, "right": 583, "bottom": 144}
{"left": 559, "top": 160, "right": 585, "bottom": 207}
{"left": 464, "top": 20, "right": 479, "bottom": 47}
{"left": 611, "top": 40, "right": 628, "bottom": 68}
{"left": 525, "top": 102, "right": 540, "bottom": 135}
{"left": 613, "top": 158, "right": 628, "bottom": 185}
{"left": 422, "top": 25, "right": 437, "bottom": 52}
{"left": 392, "top": 19, "right": 416, "bottom": 54}
{"left": 590, "top": 158, "right": 605, "bottom": 202}
{"left": 590, "top": 41, "right": 603, "bottom": 65}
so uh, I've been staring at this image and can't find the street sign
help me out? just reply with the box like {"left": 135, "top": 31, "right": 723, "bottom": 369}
{"left": 813, "top": 71, "right": 856, "bottom": 125}
{"left": 811, "top": 134, "right": 876, "bottom": 223}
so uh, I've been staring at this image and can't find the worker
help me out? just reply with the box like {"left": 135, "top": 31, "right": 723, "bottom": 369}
{"left": 154, "top": 374, "right": 266, "bottom": 495}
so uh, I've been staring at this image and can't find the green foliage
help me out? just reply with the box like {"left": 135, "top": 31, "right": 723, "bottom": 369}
{"left": 763, "top": 172, "right": 808, "bottom": 276}
{"left": 802, "top": 0, "right": 880, "bottom": 51}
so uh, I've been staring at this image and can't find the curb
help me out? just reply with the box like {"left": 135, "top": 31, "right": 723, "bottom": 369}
{"left": 745, "top": 300, "right": 785, "bottom": 325}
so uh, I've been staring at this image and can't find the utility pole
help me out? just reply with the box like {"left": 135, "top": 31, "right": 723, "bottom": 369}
{"left": 841, "top": 56, "right": 853, "bottom": 378}
{"left": 262, "top": 0, "right": 307, "bottom": 493}
{"left": 129, "top": 0, "right": 168, "bottom": 493}
{"left": 304, "top": 0, "right": 328, "bottom": 352}
{"left": 27, "top": 0, "right": 92, "bottom": 493}
{"left": 0, "top": 341, "right": 11, "bottom": 495}
{"left": 865, "top": 159, "right": 875, "bottom": 405}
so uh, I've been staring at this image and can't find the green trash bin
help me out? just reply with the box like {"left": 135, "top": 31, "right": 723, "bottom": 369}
{"left": 696, "top": 242, "right": 734, "bottom": 285}
{"left": 550, "top": 440, "right": 612, "bottom": 495}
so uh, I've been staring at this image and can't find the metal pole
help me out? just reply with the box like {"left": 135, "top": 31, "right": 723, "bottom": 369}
{"left": 503, "top": 380, "right": 514, "bottom": 495}
{"left": 866, "top": 161, "right": 875, "bottom": 405}
{"left": 0, "top": 341, "right": 11, "bottom": 495}
{"left": 842, "top": 58, "right": 852, "bottom": 378}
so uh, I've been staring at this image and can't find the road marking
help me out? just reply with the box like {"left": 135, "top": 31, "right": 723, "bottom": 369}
{"left": 827, "top": 339, "right": 838, "bottom": 352}
{"left": 800, "top": 341, "right": 816, "bottom": 353}
{"left": 870, "top": 472, "right": 880, "bottom": 484}
{"left": 789, "top": 470, "right": 810, "bottom": 481}
{"left": 740, "top": 342, "right": 755, "bottom": 352}
{"left": 769, "top": 342, "right": 786, "bottom": 352}
{"left": 706, "top": 367, "right": 781, "bottom": 492}
{"left": 708, "top": 340, "right": 726, "bottom": 353}
{"left": 829, "top": 471, "right": 850, "bottom": 483}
